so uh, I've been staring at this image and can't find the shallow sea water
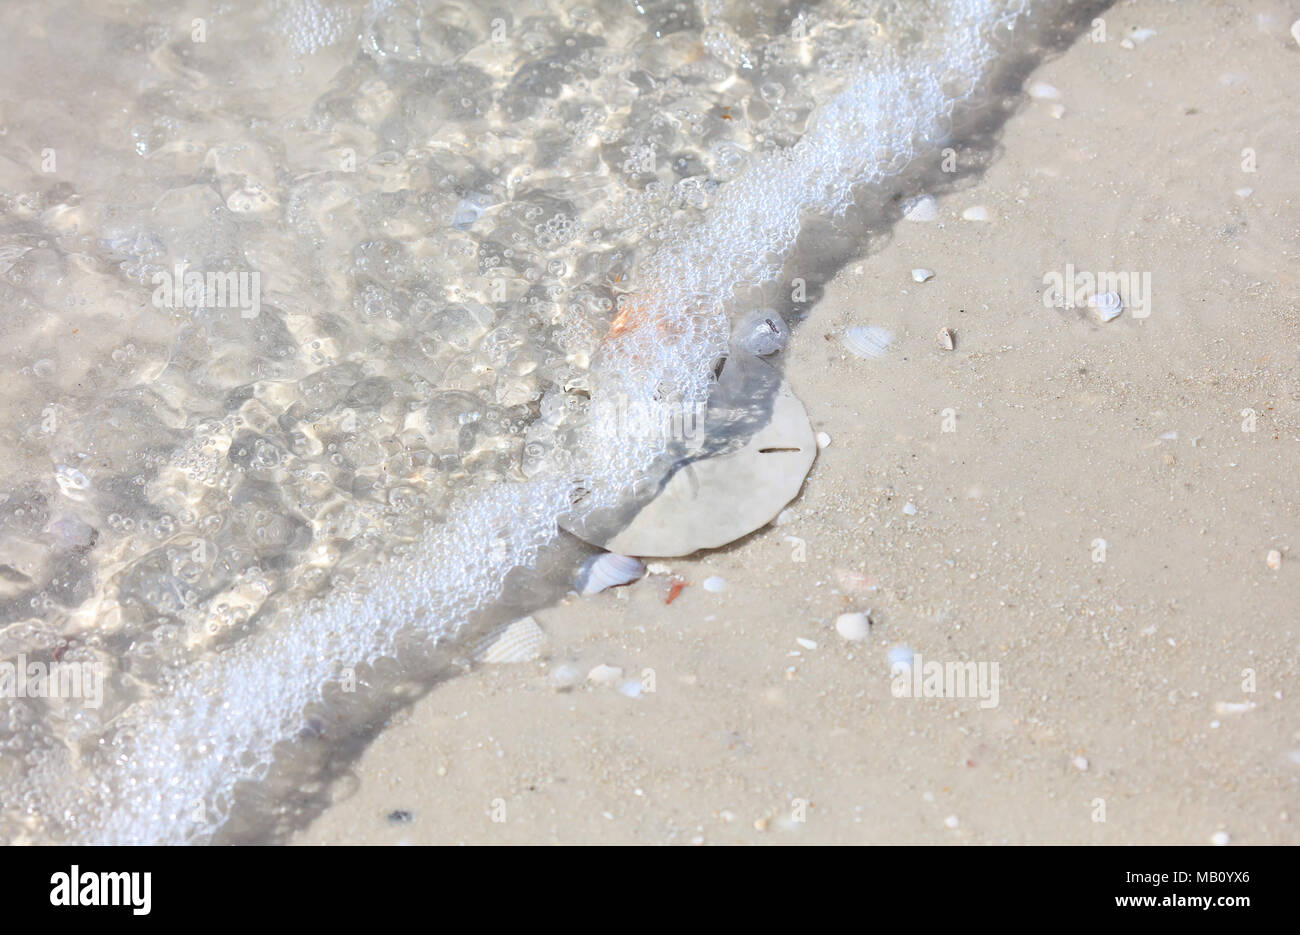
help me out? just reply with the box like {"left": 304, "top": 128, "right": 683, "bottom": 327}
{"left": 0, "top": 0, "right": 1086, "bottom": 842}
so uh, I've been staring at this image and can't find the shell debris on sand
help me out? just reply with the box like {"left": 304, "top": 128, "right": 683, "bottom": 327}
{"left": 1266, "top": 549, "right": 1282, "bottom": 570}
{"left": 844, "top": 325, "right": 894, "bottom": 359}
{"left": 576, "top": 552, "right": 646, "bottom": 595}
{"left": 473, "top": 615, "right": 549, "bottom": 664}
{"left": 733, "top": 308, "right": 789, "bottom": 356}
{"left": 835, "top": 612, "right": 870, "bottom": 641}
{"left": 960, "top": 205, "right": 989, "bottom": 221}
{"left": 702, "top": 575, "right": 727, "bottom": 593}
{"left": 833, "top": 567, "right": 877, "bottom": 594}
{"left": 587, "top": 664, "right": 624, "bottom": 685}
{"left": 902, "top": 194, "right": 938, "bottom": 221}
{"left": 937, "top": 327, "right": 956, "bottom": 350}
{"left": 911, "top": 268, "right": 934, "bottom": 282}
{"left": 1088, "top": 291, "right": 1123, "bottom": 322}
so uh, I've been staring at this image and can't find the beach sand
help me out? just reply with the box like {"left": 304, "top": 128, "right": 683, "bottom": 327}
{"left": 293, "top": 0, "right": 1299, "bottom": 845}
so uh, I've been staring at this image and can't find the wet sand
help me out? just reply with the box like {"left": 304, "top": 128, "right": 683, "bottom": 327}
{"left": 294, "top": 0, "right": 1299, "bottom": 845}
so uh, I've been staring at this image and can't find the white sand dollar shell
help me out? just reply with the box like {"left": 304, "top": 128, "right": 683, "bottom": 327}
{"left": 473, "top": 616, "right": 548, "bottom": 664}
{"left": 563, "top": 355, "right": 816, "bottom": 558}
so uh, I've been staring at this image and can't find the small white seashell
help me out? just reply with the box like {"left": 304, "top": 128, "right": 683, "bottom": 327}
{"left": 937, "top": 327, "right": 956, "bottom": 351}
{"left": 1266, "top": 549, "right": 1282, "bottom": 570}
{"left": 1028, "top": 81, "right": 1059, "bottom": 100}
{"left": 1210, "top": 831, "right": 1230, "bottom": 847}
{"left": 944, "top": 815, "right": 960, "bottom": 829}
{"left": 576, "top": 552, "right": 645, "bottom": 595}
{"left": 961, "top": 205, "right": 989, "bottom": 221}
{"left": 451, "top": 191, "right": 491, "bottom": 229}
{"left": 474, "top": 616, "right": 548, "bottom": 664}
{"left": 911, "top": 268, "right": 934, "bottom": 282}
{"left": 587, "top": 664, "right": 624, "bottom": 685}
{"left": 1089, "top": 291, "right": 1123, "bottom": 322}
{"left": 1293, "top": 20, "right": 1300, "bottom": 47}
{"left": 888, "top": 645, "right": 915, "bottom": 672}
{"left": 618, "top": 679, "right": 643, "bottom": 698}
{"left": 1235, "top": 187, "right": 1253, "bottom": 198}
{"left": 702, "top": 575, "right": 726, "bottom": 593}
{"left": 55, "top": 465, "right": 90, "bottom": 500}
{"left": 816, "top": 431, "right": 832, "bottom": 449}
{"left": 902, "top": 194, "right": 938, "bottom": 221}
{"left": 549, "top": 664, "right": 582, "bottom": 688}
{"left": 733, "top": 308, "right": 790, "bottom": 356}
{"left": 834, "top": 568, "right": 876, "bottom": 594}
{"left": 835, "top": 612, "right": 870, "bottom": 641}
{"left": 843, "top": 325, "right": 894, "bottom": 359}
{"left": 1213, "top": 701, "right": 1255, "bottom": 715}
{"left": 1072, "top": 756, "right": 1089, "bottom": 771}
{"left": 903, "top": 501, "right": 917, "bottom": 516}
{"left": 1129, "top": 28, "right": 1157, "bottom": 44}
{"left": 795, "top": 637, "right": 817, "bottom": 650}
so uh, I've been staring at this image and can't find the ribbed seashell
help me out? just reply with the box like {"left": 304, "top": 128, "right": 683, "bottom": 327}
{"left": 843, "top": 325, "right": 894, "bottom": 359}
{"left": 1088, "top": 291, "right": 1123, "bottom": 322}
{"left": 576, "top": 552, "right": 645, "bottom": 595}
{"left": 473, "top": 616, "right": 548, "bottom": 664}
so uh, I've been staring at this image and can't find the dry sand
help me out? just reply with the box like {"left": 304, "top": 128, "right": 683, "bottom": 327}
{"left": 294, "top": 0, "right": 1299, "bottom": 845}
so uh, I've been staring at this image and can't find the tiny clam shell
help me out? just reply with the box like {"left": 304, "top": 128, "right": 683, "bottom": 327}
{"left": 835, "top": 612, "right": 871, "bottom": 641}
{"left": 576, "top": 552, "right": 645, "bottom": 595}
{"left": 733, "top": 308, "right": 789, "bottom": 356}
{"left": 937, "top": 327, "right": 955, "bottom": 350}
{"left": 474, "top": 616, "right": 548, "bottom": 664}
{"left": 844, "top": 325, "right": 894, "bottom": 359}
{"left": 1088, "top": 291, "right": 1123, "bottom": 322}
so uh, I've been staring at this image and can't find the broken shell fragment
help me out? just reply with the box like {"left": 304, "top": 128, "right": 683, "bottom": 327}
{"left": 1089, "top": 291, "right": 1123, "bottom": 322}
{"left": 576, "top": 552, "right": 646, "bottom": 595}
{"left": 844, "top": 325, "right": 894, "bottom": 359}
{"left": 937, "top": 327, "right": 956, "bottom": 350}
{"left": 474, "top": 616, "right": 549, "bottom": 664}
{"left": 903, "top": 194, "right": 938, "bottom": 221}
{"left": 733, "top": 308, "right": 790, "bottom": 356}
{"left": 911, "top": 268, "right": 935, "bottom": 283}
{"left": 587, "top": 664, "right": 624, "bottom": 685}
